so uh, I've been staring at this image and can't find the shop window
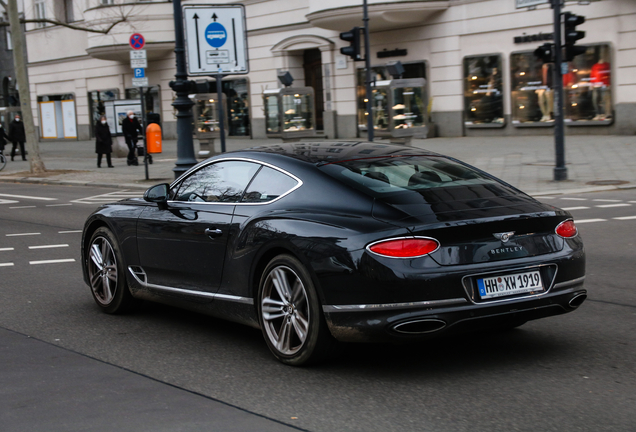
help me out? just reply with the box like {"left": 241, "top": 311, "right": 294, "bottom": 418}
{"left": 463, "top": 55, "right": 504, "bottom": 126}
{"left": 356, "top": 62, "right": 426, "bottom": 133}
{"left": 37, "top": 94, "right": 76, "bottom": 139}
{"left": 511, "top": 52, "right": 555, "bottom": 124}
{"left": 191, "top": 78, "right": 251, "bottom": 136}
{"left": 89, "top": 89, "right": 119, "bottom": 136}
{"left": 565, "top": 44, "right": 612, "bottom": 123}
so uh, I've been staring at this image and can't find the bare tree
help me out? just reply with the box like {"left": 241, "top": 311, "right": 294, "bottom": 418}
{"left": 0, "top": 0, "right": 133, "bottom": 174}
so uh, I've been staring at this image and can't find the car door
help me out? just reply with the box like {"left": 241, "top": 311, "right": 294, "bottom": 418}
{"left": 136, "top": 160, "right": 261, "bottom": 293}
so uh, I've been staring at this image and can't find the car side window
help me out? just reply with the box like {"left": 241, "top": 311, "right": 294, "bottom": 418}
{"left": 173, "top": 160, "right": 260, "bottom": 203}
{"left": 241, "top": 166, "right": 298, "bottom": 203}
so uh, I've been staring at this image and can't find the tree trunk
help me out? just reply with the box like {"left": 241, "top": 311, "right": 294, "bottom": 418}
{"left": 7, "top": 0, "right": 45, "bottom": 173}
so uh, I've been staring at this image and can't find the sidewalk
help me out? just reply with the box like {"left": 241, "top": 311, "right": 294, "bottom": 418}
{"left": 1, "top": 134, "right": 635, "bottom": 196}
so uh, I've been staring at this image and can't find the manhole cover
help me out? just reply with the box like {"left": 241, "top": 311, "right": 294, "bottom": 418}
{"left": 586, "top": 180, "right": 630, "bottom": 186}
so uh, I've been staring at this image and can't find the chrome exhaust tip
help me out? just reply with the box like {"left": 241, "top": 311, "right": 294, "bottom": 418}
{"left": 393, "top": 319, "right": 446, "bottom": 335}
{"left": 569, "top": 293, "right": 587, "bottom": 309}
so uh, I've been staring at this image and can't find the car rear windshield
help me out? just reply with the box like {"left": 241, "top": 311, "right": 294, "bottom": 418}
{"left": 318, "top": 155, "right": 500, "bottom": 197}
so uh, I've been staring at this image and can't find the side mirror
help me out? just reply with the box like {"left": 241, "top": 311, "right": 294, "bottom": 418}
{"left": 144, "top": 183, "right": 169, "bottom": 207}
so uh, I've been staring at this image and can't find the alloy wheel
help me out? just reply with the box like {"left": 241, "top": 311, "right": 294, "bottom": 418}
{"left": 261, "top": 265, "right": 310, "bottom": 356}
{"left": 88, "top": 236, "right": 118, "bottom": 305}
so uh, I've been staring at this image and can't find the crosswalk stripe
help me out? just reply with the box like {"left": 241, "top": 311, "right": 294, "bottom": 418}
{"left": 613, "top": 216, "right": 636, "bottom": 221}
{"left": 596, "top": 203, "right": 631, "bottom": 208}
{"left": 562, "top": 206, "right": 590, "bottom": 211}
{"left": 576, "top": 219, "right": 607, "bottom": 224}
{"left": 29, "top": 259, "right": 76, "bottom": 265}
{"left": 561, "top": 197, "right": 587, "bottom": 201}
{"left": 0, "top": 193, "right": 57, "bottom": 201}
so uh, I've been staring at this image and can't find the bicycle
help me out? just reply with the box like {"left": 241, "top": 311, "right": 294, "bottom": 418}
{"left": 0, "top": 153, "right": 6, "bottom": 171}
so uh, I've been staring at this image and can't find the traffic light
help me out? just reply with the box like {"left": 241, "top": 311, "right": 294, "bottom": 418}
{"left": 340, "top": 27, "right": 361, "bottom": 61}
{"left": 564, "top": 12, "right": 586, "bottom": 61}
{"left": 534, "top": 43, "right": 555, "bottom": 64}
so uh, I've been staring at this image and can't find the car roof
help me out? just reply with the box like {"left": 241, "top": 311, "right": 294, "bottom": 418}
{"left": 227, "top": 141, "right": 441, "bottom": 165}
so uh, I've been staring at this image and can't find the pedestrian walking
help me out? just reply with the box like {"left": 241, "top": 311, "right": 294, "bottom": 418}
{"left": 8, "top": 114, "right": 26, "bottom": 161}
{"left": 121, "top": 110, "right": 143, "bottom": 166}
{"left": 0, "top": 122, "right": 9, "bottom": 155}
{"left": 94, "top": 116, "right": 114, "bottom": 168}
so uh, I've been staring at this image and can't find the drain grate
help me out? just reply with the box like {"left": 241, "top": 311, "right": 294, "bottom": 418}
{"left": 586, "top": 180, "right": 630, "bottom": 186}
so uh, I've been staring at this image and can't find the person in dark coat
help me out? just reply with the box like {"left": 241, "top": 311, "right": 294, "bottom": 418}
{"left": 0, "top": 122, "right": 9, "bottom": 155}
{"left": 8, "top": 114, "right": 26, "bottom": 161}
{"left": 94, "top": 115, "right": 114, "bottom": 168}
{"left": 121, "top": 110, "right": 143, "bottom": 166}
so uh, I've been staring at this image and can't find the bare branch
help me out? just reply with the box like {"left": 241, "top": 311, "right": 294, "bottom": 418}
{"left": 0, "top": 17, "right": 128, "bottom": 34}
{"left": 0, "top": 0, "right": 7, "bottom": 10}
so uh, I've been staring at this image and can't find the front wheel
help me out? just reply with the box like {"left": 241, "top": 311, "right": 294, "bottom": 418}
{"left": 86, "top": 227, "right": 140, "bottom": 314}
{"left": 258, "top": 255, "right": 338, "bottom": 366}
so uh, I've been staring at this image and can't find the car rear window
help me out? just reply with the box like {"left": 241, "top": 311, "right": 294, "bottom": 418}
{"left": 319, "top": 155, "right": 499, "bottom": 197}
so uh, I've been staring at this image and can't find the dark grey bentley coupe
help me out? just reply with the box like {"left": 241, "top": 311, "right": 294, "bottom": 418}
{"left": 81, "top": 142, "right": 586, "bottom": 365}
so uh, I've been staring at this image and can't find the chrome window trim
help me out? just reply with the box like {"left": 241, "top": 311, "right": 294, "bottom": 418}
{"left": 365, "top": 236, "right": 441, "bottom": 259}
{"left": 168, "top": 157, "right": 303, "bottom": 206}
{"left": 322, "top": 298, "right": 467, "bottom": 313}
{"left": 128, "top": 267, "right": 253, "bottom": 305}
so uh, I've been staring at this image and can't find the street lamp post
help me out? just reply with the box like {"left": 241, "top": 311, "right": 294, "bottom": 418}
{"left": 169, "top": 0, "right": 198, "bottom": 179}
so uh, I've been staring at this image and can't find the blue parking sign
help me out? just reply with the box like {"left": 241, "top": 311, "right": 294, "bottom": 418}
{"left": 134, "top": 68, "right": 145, "bottom": 78}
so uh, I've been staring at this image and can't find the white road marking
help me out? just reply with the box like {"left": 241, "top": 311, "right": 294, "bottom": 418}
{"left": 596, "top": 203, "right": 631, "bottom": 208}
{"left": 6, "top": 232, "right": 40, "bottom": 237}
{"left": 59, "top": 230, "right": 82, "bottom": 234}
{"left": 562, "top": 206, "right": 590, "bottom": 211}
{"left": 575, "top": 219, "right": 607, "bottom": 224}
{"left": 9, "top": 206, "right": 37, "bottom": 209}
{"left": 28, "top": 244, "right": 69, "bottom": 250}
{"left": 72, "top": 190, "right": 142, "bottom": 204}
{"left": 561, "top": 197, "right": 587, "bottom": 201}
{"left": 0, "top": 193, "right": 57, "bottom": 201}
{"left": 0, "top": 248, "right": 15, "bottom": 251}
{"left": 0, "top": 198, "right": 19, "bottom": 204}
{"left": 593, "top": 199, "right": 622, "bottom": 202}
{"left": 45, "top": 203, "right": 73, "bottom": 207}
{"left": 613, "top": 216, "right": 636, "bottom": 221}
{"left": 0, "top": 262, "right": 14, "bottom": 267}
{"left": 29, "top": 259, "right": 76, "bottom": 265}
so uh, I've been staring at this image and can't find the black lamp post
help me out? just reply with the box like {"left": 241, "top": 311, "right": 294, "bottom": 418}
{"left": 169, "top": 0, "right": 198, "bottom": 179}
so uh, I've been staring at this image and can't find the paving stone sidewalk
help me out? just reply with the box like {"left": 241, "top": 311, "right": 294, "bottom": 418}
{"left": 1, "top": 135, "right": 635, "bottom": 196}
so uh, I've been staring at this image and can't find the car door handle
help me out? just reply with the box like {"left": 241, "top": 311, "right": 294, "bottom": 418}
{"left": 205, "top": 228, "right": 223, "bottom": 238}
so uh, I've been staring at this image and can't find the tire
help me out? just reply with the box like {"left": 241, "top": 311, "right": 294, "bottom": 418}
{"left": 86, "top": 227, "right": 140, "bottom": 314}
{"left": 257, "top": 254, "right": 338, "bottom": 366}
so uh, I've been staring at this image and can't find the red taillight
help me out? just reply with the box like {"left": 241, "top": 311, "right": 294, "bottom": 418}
{"left": 556, "top": 220, "right": 578, "bottom": 238}
{"left": 367, "top": 237, "right": 440, "bottom": 258}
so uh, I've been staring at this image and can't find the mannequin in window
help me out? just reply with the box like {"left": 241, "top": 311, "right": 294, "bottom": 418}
{"left": 536, "top": 62, "right": 554, "bottom": 122}
{"left": 590, "top": 50, "right": 611, "bottom": 120}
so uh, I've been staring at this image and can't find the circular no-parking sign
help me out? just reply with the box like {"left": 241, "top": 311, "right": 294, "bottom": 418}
{"left": 205, "top": 22, "right": 227, "bottom": 48}
{"left": 129, "top": 33, "right": 145, "bottom": 50}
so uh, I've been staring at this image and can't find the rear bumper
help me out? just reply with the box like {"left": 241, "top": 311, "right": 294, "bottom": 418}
{"left": 323, "top": 282, "right": 586, "bottom": 343}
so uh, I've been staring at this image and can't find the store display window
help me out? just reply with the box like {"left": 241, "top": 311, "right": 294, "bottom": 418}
{"left": 265, "top": 95, "right": 279, "bottom": 134}
{"left": 463, "top": 55, "right": 504, "bottom": 126}
{"left": 565, "top": 44, "right": 612, "bottom": 123}
{"left": 511, "top": 52, "right": 554, "bottom": 124}
{"left": 282, "top": 93, "right": 313, "bottom": 132}
{"left": 356, "top": 62, "right": 426, "bottom": 132}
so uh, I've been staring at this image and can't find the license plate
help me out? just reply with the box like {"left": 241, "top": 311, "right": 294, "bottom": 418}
{"left": 477, "top": 270, "right": 543, "bottom": 300}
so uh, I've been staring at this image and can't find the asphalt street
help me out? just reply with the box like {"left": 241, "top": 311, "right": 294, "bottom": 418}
{"left": 0, "top": 183, "right": 635, "bottom": 431}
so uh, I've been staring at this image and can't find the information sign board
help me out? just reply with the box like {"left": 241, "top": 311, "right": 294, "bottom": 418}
{"left": 130, "top": 50, "right": 148, "bottom": 68}
{"left": 183, "top": 4, "right": 249, "bottom": 75}
{"left": 132, "top": 77, "right": 149, "bottom": 87}
{"left": 516, "top": 0, "right": 549, "bottom": 7}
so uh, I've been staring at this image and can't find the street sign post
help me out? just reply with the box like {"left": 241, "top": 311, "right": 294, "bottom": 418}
{"left": 182, "top": 4, "right": 249, "bottom": 75}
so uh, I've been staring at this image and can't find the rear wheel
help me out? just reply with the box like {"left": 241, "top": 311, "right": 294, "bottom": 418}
{"left": 86, "top": 227, "right": 140, "bottom": 314}
{"left": 258, "top": 255, "right": 338, "bottom": 366}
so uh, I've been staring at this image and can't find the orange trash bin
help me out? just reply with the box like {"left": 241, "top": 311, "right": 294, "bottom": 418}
{"left": 146, "top": 123, "right": 162, "bottom": 154}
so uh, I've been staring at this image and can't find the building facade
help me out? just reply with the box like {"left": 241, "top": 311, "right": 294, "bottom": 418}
{"left": 22, "top": 0, "right": 636, "bottom": 140}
